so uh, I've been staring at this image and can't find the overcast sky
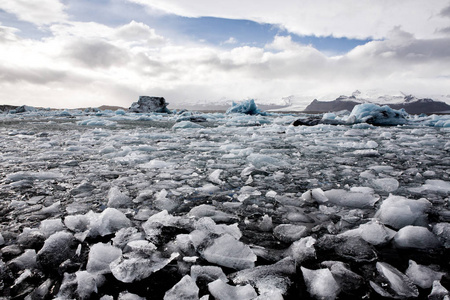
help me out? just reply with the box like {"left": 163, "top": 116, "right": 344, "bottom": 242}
{"left": 0, "top": 0, "right": 450, "bottom": 109}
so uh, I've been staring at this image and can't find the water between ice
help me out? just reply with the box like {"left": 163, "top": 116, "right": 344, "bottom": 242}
{"left": 0, "top": 109, "right": 449, "bottom": 299}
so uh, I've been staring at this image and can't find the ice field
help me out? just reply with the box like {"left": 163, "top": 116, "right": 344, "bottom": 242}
{"left": 0, "top": 103, "right": 450, "bottom": 299}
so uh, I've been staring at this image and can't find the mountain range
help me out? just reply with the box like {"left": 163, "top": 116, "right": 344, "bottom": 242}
{"left": 303, "top": 91, "right": 450, "bottom": 114}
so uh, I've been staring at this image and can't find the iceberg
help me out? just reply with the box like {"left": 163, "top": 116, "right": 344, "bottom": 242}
{"left": 348, "top": 103, "right": 408, "bottom": 125}
{"left": 226, "top": 99, "right": 267, "bottom": 115}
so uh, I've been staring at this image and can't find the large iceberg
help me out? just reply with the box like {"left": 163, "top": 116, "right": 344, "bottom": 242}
{"left": 348, "top": 103, "right": 409, "bottom": 125}
{"left": 129, "top": 96, "right": 171, "bottom": 113}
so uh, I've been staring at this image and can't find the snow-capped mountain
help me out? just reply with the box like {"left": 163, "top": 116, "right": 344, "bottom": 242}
{"left": 304, "top": 90, "right": 450, "bottom": 114}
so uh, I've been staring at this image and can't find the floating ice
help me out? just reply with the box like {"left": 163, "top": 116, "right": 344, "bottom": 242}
{"left": 208, "top": 279, "right": 257, "bottom": 300}
{"left": 273, "top": 224, "right": 309, "bottom": 243}
{"left": 230, "top": 257, "right": 296, "bottom": 297}
{"left": 433, "top": 223, "right": 450, "bottom": 248}
{"left": 202, "top": 234, "right": 256, "bottom": 270}
{"left": 405, "top": 260, "right": 445, "bottom": 289}
{"left": 371, "top": 177, "right": 399, "bottom": 193}
{"left": 393, "top": 225, "right": 441, "bottom": 249}
{"left": 226, "top": 99, "right": 266, "bottom": 115}
{"left": 164, "top": 275, "right": 199, "bottom": 300}
{"left": 88, "top": 208, "right": 132, "bottom": 237}
{"left": 36, "top": 231, "right": 78, "bottom": 272}
{"left": 76, "top": 271, "right": 102, "bottom": 299}
{"left": 110, "top": 252, "right": 179, "bottom": 283}
{"left": 247, "top": 153, "right": 288, "bottom": 168}
{"left": 348, "top": 103, "right": 408, "bottom": 126}
{"left": 301, "top": 267, "right": 340, "bottom": 300}
{"left": 172, "top": 121, "right": 204, "bottom": 130}
{"left": 107, "top": 186, "right": 131, "bottom": 208}
{"left": 6, "top": 171, "right": 63, "bottom": 182}
{"left": 208, "top": 169, "right": 224, "bottom": 185}
{"left": 323, "top": 189, "right": 379, "bottom": 208}
{"left": 356, "top": 219, "right": 396, "bottom": 245}
{"left": 288, "top": 236, "right": 316, "bottom": 264}
{"left": 302, "top": 188, "right": 328, "bottom": 204}
{"left": 188, "top": 205, "right": 237, "bottom": 223}
{"left": 409, "top": 179, "right": 450, "bottom": 194}
{"left": 77, "top": 118, "right": 117, "bottom": 126}
{"left": 372, "top": 262, "right": 419, "bottom": 298}
{"left": 9, "top": 249, "right": 37, "bottom": 270}
{"left": 191, "top": 265, "right": 228, "bottom": 283}
{"left": 39, "top": 218, "right": 65, "bottom": 237}
{"left": 374, "top": 195, "right": 431, "bottom": 229}
{"left": 86, "top": 242, "right": 122, "bottom": 274}
{"left": 428, "top": 280, "right": 450, "bottom": 300}
{"left": 321, "top": 261, "right": 363, "bottom": 293}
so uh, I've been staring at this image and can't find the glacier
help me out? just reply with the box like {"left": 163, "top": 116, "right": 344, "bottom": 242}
{"left": 0, "top": 103, "right": 449, "bottom": 299}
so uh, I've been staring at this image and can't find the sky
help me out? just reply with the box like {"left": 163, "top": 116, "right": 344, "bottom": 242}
{"left": 0, "top": 0, "right": 450, "bottom": 109}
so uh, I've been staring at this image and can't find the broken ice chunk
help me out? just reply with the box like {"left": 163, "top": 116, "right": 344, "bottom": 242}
{"left": 301, "top": 267, "right": 340, "bottom": 300}
{"left": 357, "top": 219, "right": 396, "bottom": 245}
{"left": 39, "top": 218, "right": 65, "bottom": 237}
{"left": 409, "top": 179, "right": 450, "bottom": 194}
{"left": 374, "top": 262, "right": 419, "bottom": 298}
{"left": 124, "top": 240, "right": 157, "bottom": 255}
{"left": 208, "top": 169, "right": 224, "bottom": 185}
{"left": 428, "top": 280, "right": 450, "bottom": 300}
{"left": 64, "top": 214, "right": 89, "bottom": 233}
{"left": 316, "top": 235, "right": 377, "bottom": 263}
{"left": 208, "top": 279, "right": 257, "bottom": 300}
{"left": 302, "top": 188, "right": 328, "bottom": 204}
{"left": 323, "top": 189, "right": 379, "bottom": 208}
{"left": 194, "top": 217, "right": 242, "bottom": 239}
{"left": 393, "top": 226, "right": 441, "bottom": 249}
{"left": 164, "top": 275, "right": 199, "bottom": 300}
{"left": 273, "top": 224, "right": 309, "bottom": 243}
{"left": 433, "top": 223, "right": 450, "bottom": 248}
{"left": 112, "top": 227, "right": 144, "bottom": 249}
{"left": 230, "top": 257, "right": 296, "bottom": 297}
{"left": 76, "top": 270, "right": 102, "bottom": 299}
{"left": 36, "top": 231, "right": 78, "bottom": 272}
{"left": 191, "top": 265, "right": 228, "bottom": 283}
{"left": 405, "top": 260, "right": 445, "bottom": 289}
{"left": 288, "top": 236, "right": 316, "bottom": 264}
{"left": 374, "top": 195, "right": 431, "bottom": 229}
{"left": 117, "top": 291, "right": 145, "bottom": 300}
{"left": 154, "top": 189, "right": 179, "bottom": 212}
{"left": 188, "top": 205, "right": 237, "bottom": 223}
{"left": 88, "top": 208, "right": 132, "bottom": 237}
{"left": 107, "top": 186, "right": 131, "bottom": 208}
{"left": 9, "top": 249, "right": 37, "bottom": 271}
{"left": 371, "top": 177, "right": 399, "bottom": 193}
{"left": 86, "top": 242, "right": 122, "bottom": 274}
{"left": 202, "top": 234, "right": 257, "bottom": 270}
{"left": 110, "top": 252, "right": 179, "bottom": 283}
{"left": 321, "top": 261, "right": 363, "bottom": 293}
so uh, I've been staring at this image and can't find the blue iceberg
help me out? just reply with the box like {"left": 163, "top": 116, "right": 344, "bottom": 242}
{"left": 349, "top": 103, "right": 409, "bottom": 126}
{"left": 226, "top": 99, "right": 267, "bottom": 115}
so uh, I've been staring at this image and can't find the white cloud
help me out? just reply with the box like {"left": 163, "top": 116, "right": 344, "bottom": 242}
{"left": 127, "top": 0, "right": 450, "bottom": 39}
{"left": 223, "top": 37, "right": 237, "bottom": 45}
{"left": 0, "top": 0, "right": 68, "bottom": 25}
{"left": 0, "top": 18, "right": 449, "bottom": 110}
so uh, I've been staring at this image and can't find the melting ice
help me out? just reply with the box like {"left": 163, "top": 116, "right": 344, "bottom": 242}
{"left": 0, "top": 103, "right": 449, "bottom": 299}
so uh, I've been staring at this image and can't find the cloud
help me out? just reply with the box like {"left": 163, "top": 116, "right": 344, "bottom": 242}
{"left": 0, "top": 0, "right": 68, "bottom": 25}
{"left": 0, "top": 17, "right": 449, "bottom": 110}
{"left": 64, "top": 39, "right": 130, "bottom": 68}
{"left": 127, "top": 0, "right": 450, "bottom": 40}
{"left": 223, "top": 37, "right": 237, "bottom": 45}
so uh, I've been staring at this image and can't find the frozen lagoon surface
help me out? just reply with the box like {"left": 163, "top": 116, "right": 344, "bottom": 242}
{"left": 0, "top": 107, "right": 450, "bottom": 299}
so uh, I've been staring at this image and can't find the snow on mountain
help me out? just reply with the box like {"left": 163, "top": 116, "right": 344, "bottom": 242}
{"left": 304, "top": 90, "right": 450, "bottom": 114}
